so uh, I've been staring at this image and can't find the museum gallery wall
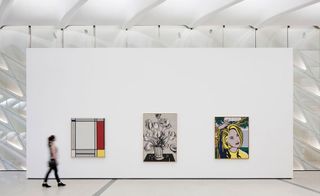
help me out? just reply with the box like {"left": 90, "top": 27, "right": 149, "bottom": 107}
{"left": 27, "top": 48, "right": 292, "bottom": 178}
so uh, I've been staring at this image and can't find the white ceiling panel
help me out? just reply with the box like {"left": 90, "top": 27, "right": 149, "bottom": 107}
{"left": 68, "top": 0, "right": 162, "bottom": 26}
{"left": 271, "top": 2, "right": 320, "bottom": 26}
{"left": 201, "top": 0, "right": 320, "bottom": 26}
{"left": 0, "top": 0, "right": 319, "bottom": 26}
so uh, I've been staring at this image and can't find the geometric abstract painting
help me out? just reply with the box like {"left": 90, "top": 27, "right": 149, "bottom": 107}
{"left": 71, "top": 118, "right": 105, "bottom": 158}
{"left": 215, "top": 116, "right": 249, "bottom": 159}
{"left": 143, "top": 113, "right": 177, "bottom": 162}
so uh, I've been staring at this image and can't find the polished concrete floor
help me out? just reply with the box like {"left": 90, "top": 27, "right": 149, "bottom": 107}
{"left": 0, "top": 171, "right": 319, "bottom": 196}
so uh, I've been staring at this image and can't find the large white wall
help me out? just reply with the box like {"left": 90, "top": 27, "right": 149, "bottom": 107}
{"left": 27, "top": 48, "right": 293, "bottom": 178}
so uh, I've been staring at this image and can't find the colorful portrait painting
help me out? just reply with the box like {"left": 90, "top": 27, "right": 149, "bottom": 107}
{"left": 143, "top": 113, "right": 177, "bottom": 162}
{"left": 215, "top": 116, "right": 249, "bottom": 159}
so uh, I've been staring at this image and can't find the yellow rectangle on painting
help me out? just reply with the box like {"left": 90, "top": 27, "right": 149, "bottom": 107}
{"left": 97, "top": 150, "right": 105, "bottom": 158}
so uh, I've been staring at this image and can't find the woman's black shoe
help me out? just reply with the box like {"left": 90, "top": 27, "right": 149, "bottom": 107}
{"left": 58, "top": 182, "right": 66, "bottom": 187}
{"left": 42, "top": 183, "right": 51, "bottom": 188}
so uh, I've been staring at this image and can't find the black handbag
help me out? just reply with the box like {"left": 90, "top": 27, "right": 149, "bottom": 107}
{"left": 48, "top": 159, "right": 56, "bottom": 167}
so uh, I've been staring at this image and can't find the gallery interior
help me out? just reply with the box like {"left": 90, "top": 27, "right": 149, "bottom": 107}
{"left": 0, "top": 0, "right": 320, "bottom": 195}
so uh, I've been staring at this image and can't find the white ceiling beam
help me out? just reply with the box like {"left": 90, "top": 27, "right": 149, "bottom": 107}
{"left": 0, "top": 0, "right": 14, "bottom": 27}
{"left": 122, "top": 0, "right": 166, "bottom": 30}
{"left": 256, "top": 0, "right": 320, "bottom": 27}
{"left": 57, "top": 0, "right": 88, "bottom": 29}
{"left": 190, "top": 0, "right": 245, "bottom": 28}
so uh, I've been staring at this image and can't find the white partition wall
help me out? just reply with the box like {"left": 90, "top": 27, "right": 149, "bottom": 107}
{"left": 27, "top": 48, "right": 293, "bottom": 178}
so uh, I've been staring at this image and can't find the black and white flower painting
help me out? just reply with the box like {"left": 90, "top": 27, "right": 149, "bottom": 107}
{"left": 143, "top": 113, "right": 177, "bottom": 162}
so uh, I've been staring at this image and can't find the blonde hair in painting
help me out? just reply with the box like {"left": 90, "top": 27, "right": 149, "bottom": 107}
{"left": 221, "top": 124, "right": 244, "bottom": 150}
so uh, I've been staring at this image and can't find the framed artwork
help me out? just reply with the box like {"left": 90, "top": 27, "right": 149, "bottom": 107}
{"left": 71, "top": 118, "right": 105, "bottom": 158}
{"left": 215, "top": 116, "right": 249, "bottom": 159}
{"left": 143, "top": 113, "right": 177, "bottom": 162}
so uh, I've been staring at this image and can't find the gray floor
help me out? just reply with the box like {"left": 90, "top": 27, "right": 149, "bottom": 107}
{"left": 0, "top": 171, "right": 319, "bottom": 196}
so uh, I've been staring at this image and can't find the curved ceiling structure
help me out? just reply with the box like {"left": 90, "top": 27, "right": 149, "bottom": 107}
{"left": 0, "top": 0, "right": 319, "bottom": 27}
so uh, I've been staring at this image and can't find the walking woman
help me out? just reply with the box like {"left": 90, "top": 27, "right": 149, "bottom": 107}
{"left": 42, "top": 135, "right": 66, "bottom": 188}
